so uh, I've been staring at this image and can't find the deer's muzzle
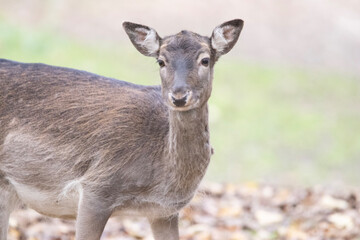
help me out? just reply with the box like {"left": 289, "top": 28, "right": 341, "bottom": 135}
{"left": 168, "top": 91, "right": 193, "bottom": 108}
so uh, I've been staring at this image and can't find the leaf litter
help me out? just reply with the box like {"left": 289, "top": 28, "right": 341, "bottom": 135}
{"left": 8, "top": 183, "right": 360, "bottom": 240}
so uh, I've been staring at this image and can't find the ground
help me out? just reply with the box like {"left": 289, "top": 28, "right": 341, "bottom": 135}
{"left": 8, "top": 183, "right": 360, "bottom": 240}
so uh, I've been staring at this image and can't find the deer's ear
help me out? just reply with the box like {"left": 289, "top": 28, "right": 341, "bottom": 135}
{"left": 123, "top": 22, "right": 161, "bottom": 57}
{"left": 211, "top": 19, "right": 244, "bottom": 59}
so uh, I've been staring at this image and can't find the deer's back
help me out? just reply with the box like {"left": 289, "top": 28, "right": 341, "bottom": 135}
{"left": 0, "top": 59, "right": 169, "bottom": 199}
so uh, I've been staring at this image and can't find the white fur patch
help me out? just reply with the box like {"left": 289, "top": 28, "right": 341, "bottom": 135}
{"left": 137, "top": 28, "right": 159, "bottom": 55}
{"left": 59, "top": 178, "right": 83, "bottom": 201}
{"left": 8, "top": 179, "right": 80, "bottom": 218}
{"left": 211, "top": 27, "right": 228, "bottom": 52}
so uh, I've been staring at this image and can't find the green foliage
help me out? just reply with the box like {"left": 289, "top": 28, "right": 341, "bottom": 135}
{"left": 209, "top": 60, "right": 360, "bottom": 185}
{"left": 1, "top": 19, "right": 359, "bottom": 185}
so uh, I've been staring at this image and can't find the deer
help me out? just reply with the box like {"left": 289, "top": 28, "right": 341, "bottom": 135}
{"left": 0, "top": 19, "right": 243, "bottom": 240}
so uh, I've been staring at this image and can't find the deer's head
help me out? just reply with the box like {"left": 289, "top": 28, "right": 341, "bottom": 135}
{"left": 123, "top": 19, "right": 243, "bottom": 111}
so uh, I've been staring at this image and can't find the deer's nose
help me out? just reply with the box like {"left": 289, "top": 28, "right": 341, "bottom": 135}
{"left": 171, "top": 94, "right": 187, "bottom": 107}
{"left": 169, "top": 90, "right": 192, "bottom": 107}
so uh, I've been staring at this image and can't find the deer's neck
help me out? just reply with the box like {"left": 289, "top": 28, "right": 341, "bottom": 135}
{"left": 164, "top": 104, "right": 211, "bottom": 198}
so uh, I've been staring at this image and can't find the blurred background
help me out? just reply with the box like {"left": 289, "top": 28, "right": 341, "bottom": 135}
{"left": 1, "top": 0, "right": 359, "bottom": 186}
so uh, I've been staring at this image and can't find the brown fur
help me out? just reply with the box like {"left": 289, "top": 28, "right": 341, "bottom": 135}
{"left": 0, "top": 19, "right": 243, "bottom": 240}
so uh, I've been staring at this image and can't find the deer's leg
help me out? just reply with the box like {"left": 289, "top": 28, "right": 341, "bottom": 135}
{"left": 0, "top": 191, "right": 11, "bottom": 240}
{"left": 149, "top": 214, "right": 179, "bottom": 240}
{"left": 0, "top": 178, "right": 18, "bottom": 240}
{"left": 75, "top": 192, "right": 112, "bottom": 240}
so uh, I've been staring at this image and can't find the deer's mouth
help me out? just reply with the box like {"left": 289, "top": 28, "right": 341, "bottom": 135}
{"left": 167, "top": 91, "right": 200, "bottom": 111}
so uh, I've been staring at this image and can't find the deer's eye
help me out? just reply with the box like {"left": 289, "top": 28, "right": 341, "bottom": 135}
{"left": 157, "top": 59, "right": 165, "bottom": 68}
{"left": 201, "top": 58, "right": 210, "bottom": 67}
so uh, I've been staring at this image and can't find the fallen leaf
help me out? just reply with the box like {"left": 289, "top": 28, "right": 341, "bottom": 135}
{"left": 254, "top": 209, "right": 284, "bottom": 226}
{"left": 328, "top": 213, "right": 354, "bottom": 230}
{"left": 319, "top": 195, "right": 348, "bottom": 210}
